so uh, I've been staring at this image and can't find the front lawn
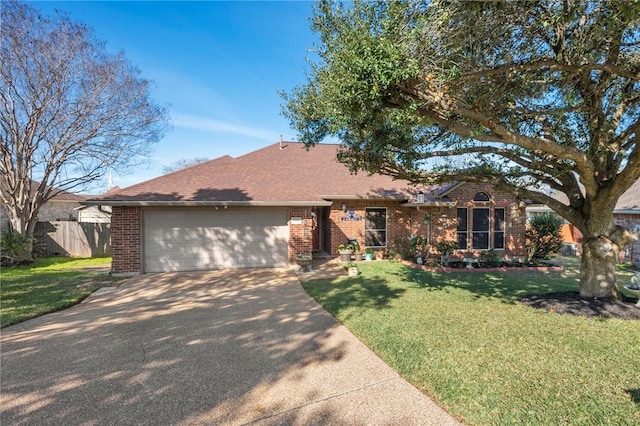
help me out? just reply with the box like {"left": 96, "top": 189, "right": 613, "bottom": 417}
{"left": 1, "top": 257, "right": 120, "bottom": 328}
{"left": 301, "top": 259, "right": 640, "bottom": 425}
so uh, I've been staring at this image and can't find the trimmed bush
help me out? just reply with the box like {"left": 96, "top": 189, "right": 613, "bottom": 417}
{"left": 526, "top": 213, "right": 564, "bottom": 263}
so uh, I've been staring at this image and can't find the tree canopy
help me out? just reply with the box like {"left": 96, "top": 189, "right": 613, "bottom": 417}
{"left": 283, "top": 0, "right": 640, "bottom": 298}
{"left": 0, "top": 1, "right": 169, "bottom": 244}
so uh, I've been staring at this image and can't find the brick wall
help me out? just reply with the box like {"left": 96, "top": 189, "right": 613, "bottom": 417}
{"left": 288, "top": 207, "right": 314, "bottom": 262}
{"left": 108, "top": 189, "right": 528, "bottom": 273}
{"left": 110, "top": 206, "right": 141, "bottom": 274}
{"left": 434, "top": 183, "right": 526, "bottom": 257}
{"left": 327, "top": 200, "right": 410, "bottom": 255}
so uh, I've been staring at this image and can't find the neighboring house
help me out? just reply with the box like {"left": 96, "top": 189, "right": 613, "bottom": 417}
{"left": 85, "top": 142, "right": 527, "bottom": 274}
{"left": 0, "top": 180, "right": 85, "bottom": 233}
{"left": 1, "top": 180, "right": 113, "bottom": 231}
{"left": 526, "top": 178, "right": 640, "bottom": 261}
{"left": 1, "top": 180, "right": 112, "bottom": 257}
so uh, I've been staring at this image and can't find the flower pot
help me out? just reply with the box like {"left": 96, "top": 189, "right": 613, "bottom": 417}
{"left": 338, "top": 250, "right": 353, "bottom": 263}
{"left": 365, "top": 252, "right": 374, "bottom": 261}
{"left": 354, "top": 252, "right": 364, "bottom": 262}
{"left": 295, "top": 254, "right": 313, "bottom": 273}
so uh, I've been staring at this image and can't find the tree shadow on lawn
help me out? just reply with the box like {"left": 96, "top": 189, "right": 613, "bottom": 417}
{"left": 627, "top": 389, "right": 640, "bottom": 406}
{"left": 301, "top": 276, "right": 406, "bottom": 318}
{"left": 397, "top": 263, "right": 640, "bottom": 319}
{"left": 397, "top": 263, "right": 579, "bottom": 303}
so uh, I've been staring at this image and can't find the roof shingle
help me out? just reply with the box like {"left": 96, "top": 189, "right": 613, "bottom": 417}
{"left": 87, "top": 142, "right": 429, "bottom": 205}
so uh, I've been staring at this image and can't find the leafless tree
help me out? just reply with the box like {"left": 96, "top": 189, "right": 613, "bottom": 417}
{"left": 0, "top": 1, "right": 169, "bottom": 256}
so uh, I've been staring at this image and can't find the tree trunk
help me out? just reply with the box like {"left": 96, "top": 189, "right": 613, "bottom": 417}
{"left": 580, "top": 237, "right": 619, "bottom": 299}
{"left": 5, "top": 205, "right": 37, "bottom": 261}
{"left": 579, "top": 224, "right": 636, "bottom": 299}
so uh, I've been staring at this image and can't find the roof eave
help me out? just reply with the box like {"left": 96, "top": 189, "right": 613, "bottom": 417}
{"left": 317, "top": 194, "right": 409, "bottom": 201}
{"left": 404, "top": 201, "right": 457, "bottom": 207}
{"left": 614, "top": 208, "right": 640, "bottom": 214}
{"left": 81, "top": 200, "right": 333, "bottom": 207}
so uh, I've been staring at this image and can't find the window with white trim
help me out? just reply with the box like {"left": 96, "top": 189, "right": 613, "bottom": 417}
{"left": 365, "top": 208, "right": 387, "bottom": 247}
{"left": 472, "top": 208, "right": 490, "bottom": 249}
{"left": 457, "top": 208, "right": 468, "bottom": 250}
{"left": 494, "top": 208, "right": 505, "bottom": 250}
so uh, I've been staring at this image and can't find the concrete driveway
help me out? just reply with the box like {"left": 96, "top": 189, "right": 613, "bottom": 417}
{"left": 1, "top": 268, "right": 460, "bottom": 425}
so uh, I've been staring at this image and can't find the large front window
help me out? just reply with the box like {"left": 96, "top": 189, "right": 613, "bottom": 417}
{"left": 365, "top": 208, "right": 387, "bottom": 247}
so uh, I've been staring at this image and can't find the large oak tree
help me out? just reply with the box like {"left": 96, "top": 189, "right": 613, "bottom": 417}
{"left": 284, "top": 0, "right": 640, "bottom": 298}
{"left": 0, "top": 1, "right": 169, "bottom": 257}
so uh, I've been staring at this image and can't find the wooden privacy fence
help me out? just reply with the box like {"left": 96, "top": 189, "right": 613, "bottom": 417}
{"left": 35, "top": 221, "right": 111, "bottom": 258}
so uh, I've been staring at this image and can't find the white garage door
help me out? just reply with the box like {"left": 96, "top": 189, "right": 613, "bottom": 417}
{"left": 143, "top": 208, "right": 289, "bottom": 272}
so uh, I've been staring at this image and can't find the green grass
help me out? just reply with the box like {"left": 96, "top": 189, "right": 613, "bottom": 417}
{"left": 301, "top": 259, "right": 640, "bottom": 425}
{"left": 1, "top": 257, "right": 120, "bottom": 328}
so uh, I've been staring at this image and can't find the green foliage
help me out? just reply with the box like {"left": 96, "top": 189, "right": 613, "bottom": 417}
{"left": 337, "top": 242, "right": 356, "bottom": 253}
{"left": 283, "top": 0, "right": 640, "bottom": 295}
{"left": 435, "top": 240, "right": 458, "bottom": 264}
{"left": 409, "top": 235, "right": 429, "bottom": 258}
{"left": 480, "top": 248, "right": 503, "bottom": 268}
{"left": 526, "top": 213, "right": 564, "bottom": 263}
{"left": 0, "top": 232, "right": 33, "bottom": 263}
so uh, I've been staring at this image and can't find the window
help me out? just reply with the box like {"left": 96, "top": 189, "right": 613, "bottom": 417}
{"left": 457, "top": 208, "right": 468, "bottom": 250}
{"left": 472, "top": 208, "right": 490, "bottom": 249}
{"left": 473, "top": 192, "right": 490, "bottom": 202}
{"left": 365, "top": 208, "right": 387, "bottom": 247}
{"left": 494, "top": 208, "right": 505, "bottom": 250}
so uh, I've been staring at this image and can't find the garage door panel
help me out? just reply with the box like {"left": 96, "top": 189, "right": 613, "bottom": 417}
{"left": 143, "top": 208, "right": 289, "bottom": 272}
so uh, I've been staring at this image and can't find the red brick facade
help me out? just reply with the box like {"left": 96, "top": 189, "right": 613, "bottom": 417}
{"left": 109, "top": 183, "right": 526, "bottom": 274}
{"left": 110, "top": 206, "right": 141, "bottom": 274}
{"left": 321, "top": 183, "right": 526, "bottom": 260}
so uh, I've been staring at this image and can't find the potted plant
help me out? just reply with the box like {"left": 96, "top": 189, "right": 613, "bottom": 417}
{"left": 337, "top": 243, "right": 354, "bottom": 263}
{"left": 295, "top": 253, "right": 313, "bottom": 273}
{"left": 351, "top": 241, "right": 364, "bottom": 261}
{"left": 364, "top": 248, "right": 374, "bottom": 261}
{"left": 346, "top": 261, "right": 360, "bottom": 276}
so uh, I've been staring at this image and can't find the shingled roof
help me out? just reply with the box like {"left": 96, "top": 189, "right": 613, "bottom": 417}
{"left": 1, "top": 179, "right": 85, "bottom": 202}
{"left": 615, "top": 178, "right": 640, "bottom": 213}
{"left": 86, "top": 142, "right": 447, "bottom": 206}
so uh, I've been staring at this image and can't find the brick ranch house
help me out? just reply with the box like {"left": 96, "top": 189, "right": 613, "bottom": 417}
{"left": 85, "top": 142, "right": 527, "bottom": 274}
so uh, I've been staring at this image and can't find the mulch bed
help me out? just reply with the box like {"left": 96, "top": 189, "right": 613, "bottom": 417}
{"left": 519, "top": 291, "right": 640, "bottom": 320}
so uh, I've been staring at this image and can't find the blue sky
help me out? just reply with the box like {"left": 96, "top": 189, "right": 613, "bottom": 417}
{"left": 34, "top": 1, "right": 319, "bottom": 192}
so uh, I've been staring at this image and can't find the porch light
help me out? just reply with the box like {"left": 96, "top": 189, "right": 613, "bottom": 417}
{"left": 510, "top": 202, "right": 521, "bottom": 219}
{"left": 417, "top": 191, "right": 425, "bottom": 203}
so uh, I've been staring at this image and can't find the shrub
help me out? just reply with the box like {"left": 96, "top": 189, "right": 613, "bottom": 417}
{"left": 0, "top": 232, "right": 33, "bottom": 266}
{"left": 435, "top": 240, "right": 459, "bottom": 265}
{"left": 480, "top": 249, "right": 503, "bottom": 267}
{"left": 526, "top": 213, "right": 564, "bottom": 263}
{"left": 410, "top": 235, "right": 429, "bottom": 259}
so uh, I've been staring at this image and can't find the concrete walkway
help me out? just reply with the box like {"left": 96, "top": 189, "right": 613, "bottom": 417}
{"left": 1, "top": 268, "right": 460, "bottom": 425}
